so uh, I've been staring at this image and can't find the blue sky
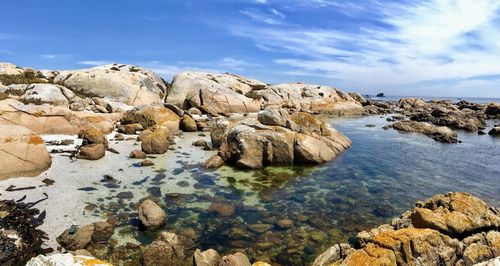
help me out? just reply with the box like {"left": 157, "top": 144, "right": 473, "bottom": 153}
{"left": 1, "top": 0, "right": 500, "bottom": 97}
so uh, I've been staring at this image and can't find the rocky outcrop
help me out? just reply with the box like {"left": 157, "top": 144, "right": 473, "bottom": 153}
{"left": 57, "top": 221, "right": 114, "bottom": 251}
{"left": 0, "top": 99, "right": 121, "bottom": 135}
{"left": 0, "top": 125, "right": 51, "bottom": 179}
{"left": 214, "top": 109, "right": 351, "bottom": 168}
{"left": 0, "top": 83, "right": 76, "bottom": 106}
{"left": 142, "top": 232, "right": 193, "bottom": 266}
{"left": 53, "top": 64, "right": 167, "bottom": 106}
{"left": 247, "top": 83, "right": 364, "bottom": 115}
{"left": 390, "top": 120, "right": 458, "bottom": 143}
{"left": 26, "top": 253, "right": 112, "bottom": 266}
{"left": 167, "top": 72, "right": 261, "bottom": 116}
{"left": 313, "top": 192, "right": 500, "bottom": 266}
{"left": 399, "top": 97, "right": 427, "bottom": 109}
{"left": 138, "top": 199, "right": 166, "bottom": 230}
{"left": 120, "top": 105, "right": 180, "bottom": 132}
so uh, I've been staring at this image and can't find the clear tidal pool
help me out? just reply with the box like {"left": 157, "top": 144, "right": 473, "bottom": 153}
{"left": 1, "top": 114, "right": 499, "bottom": 265}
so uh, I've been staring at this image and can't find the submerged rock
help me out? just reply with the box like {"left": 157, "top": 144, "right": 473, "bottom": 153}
{"left": 194, "top": 248, "right": 221, "bottom": 266}
{"left": 203, "top": 155, "right": 225, "bottom": 169}
{"left": 218, "top": 252, "right": 251, "bottom": 266}
{"left": 391, "top": 120, "right": 458, "bottom": 143}
{"left": 142, "top": 232, "right": 192, "bottom": 266}
{"left": 138, "top": 199, "right": 166, "bottom": 230}
{"left": 57, "top": 221, "right": 114, "bottom": 251}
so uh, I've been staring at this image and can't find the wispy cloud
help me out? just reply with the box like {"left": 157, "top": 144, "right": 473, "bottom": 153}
{"left": 41, "top": 54, "right": 56, "bottom": 59}
{"left": 254, "top": 0, "right": 268, "bottom": 4}
{"left": 227, "top": 0, "right": 500, "bottom": 96}
{"left": 240, "top": 8, "right": 286, "bottom": 25}
{"left": 78, "top": 60, "right": 114, "bottom": 66}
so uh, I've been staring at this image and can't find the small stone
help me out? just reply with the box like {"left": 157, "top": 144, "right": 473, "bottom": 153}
{"left": 276, "top": 219, "right": 293, "bottom": 230}
{"left": 141, "top": 160, "right": 154, "bottom": 167}
{"left": 130, "top": 150, "right": 146, "bottom": 159}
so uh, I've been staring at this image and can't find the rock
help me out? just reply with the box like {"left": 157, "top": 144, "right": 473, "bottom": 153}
{"left": 475, "top": 256, "right": 500, "bottom": 266}
{"left": 53, "top": 64, "right": 166, "bottom": 106}
{"left": 489, "top": 127, "right": 500, "bottom": 136}
{"left": 348, "top": 92, "right": 368, "bottom": 105}
{"left": 391, "top": 120, "right": 458, "bottom": 143}
{"left": 77, "top": 143, "right": 106, "bottom": 160}
{"left": 311, "top": 243, "right": 352, "bottom": 266}
{"left": 141, "top": 160, "right": 154, "bottom": 167}
{"left": 141, "top": 127, "right": 170, "bottom": 154}
{"left": 138, "top": 199, "right": 167, "bottom": 230}
{"left": 0, "top": 125, "right": 51, "bottom": 179}
{"left": 130, "top": 150, "right": 146, "bottom": 159}
{"left": 56, "top": 221, "right": 114, "bottom": 250}
{"left": 26, "top": 253, "right": 112, "bottom": 266}
{"left": 121, "top": 105, "right": 180, "bottom": 132}
{"left": 257, "top": 108, "right": 289, "bottom": 126}
{"left": 485, "top": 103, "right": 500, "bottom": 119}
{"left": 410, "top": 192, "right": 500, "bottom": 235}
{"left": 208, "top": 202, "right": 235, "bottom": 217}
{"left": 117, "top": 123, "right": 143, "bottom": 134}
{"left": 376, "top": 93, "right": 384, "bottom": 97}
{"left": 0, "top": 99, "right": 121, "bottom": 135}
{"left": 142, "top": 232, "right": 192, "bottom": 266}
{"left": 188, "top": 107, "right": 203, "bottom": 115}
{"left": 193, "top": 139, "right": 209, "bottom": 149}
{"left": 249, "top": 223, "right": 273, "bottom": 233}
{"left": 167, "top": 72, "right": 262, "bottom": 115}
{"left": 276, "top": 219, "right": 293, "bottom": 230}
{"left": 181, "top": 114, "right": 197, "bottom": 132}
{"left": 252, "top": 262, "right": 271, "bottom": 266}
{"left": 78, "top": 127, "right": 108, "bottom": 148}
{"left": 0, "top": 83, "right": 75, "bottom": 106}
{"left": 218, "top": 112, "right": 351, "bottom": 168}
{"left": 194, "top": 249, "right": 221, "bottom": 266}
{"left": 399, "top": 98, "right": 427, "bottom": 109}
{"left": 218, "top": 252, "right": 251, "bottom": 266}
{"left": 210, "top": 118, "right": 231, "bottom": 149}
{"left": 203, "top": 155, "right": 225, "bottom": 169}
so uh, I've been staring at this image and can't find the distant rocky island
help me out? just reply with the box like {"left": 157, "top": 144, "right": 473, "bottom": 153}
{"left": 0, "top": 62, "right": 499, "bottom": 266}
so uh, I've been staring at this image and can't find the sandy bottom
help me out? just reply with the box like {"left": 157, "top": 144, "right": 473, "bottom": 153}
{"left": 0, "top": 131, "right": 216, "bottom": 249}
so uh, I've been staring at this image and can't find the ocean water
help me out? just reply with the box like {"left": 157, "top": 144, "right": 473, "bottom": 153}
{"left": 366, "top": 95, "right": 500, "bottom": 104}
{"left": 1, "top": 114, "right": 498, "bottom": 265}
{"left": 90, "top": 114, "right": 499, "bottom": 265}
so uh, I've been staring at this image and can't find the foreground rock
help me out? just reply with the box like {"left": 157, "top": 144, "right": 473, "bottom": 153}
{"left": 76, "top": 128, "right": 108, "bottom": 160}
{"left": 489, "top": 126, "right": 500, "bottom": 136}
{"left": 53, "top": 64, "right": 167, "bottom": 106}
{"left": 142, "top": 232, "right": 193, "bottom": 266}
{"left": 214, "top": 109, "right": 351, "bottom": 168}
{"left": 138, "top": 199, "right": 166, "bottom": 230}
{"left": 390, "top": 120, "right": 458, "bottom": 143}
{"left": 26, "top": 253, "right": 112, "bottom": 266}
{"left": 312, "top": 192, "right": 500, "bottom": 266}
{"left": 57, "top": 221, "right": 114, "bottom": 251}
{"left": 0, "top": 124, "right": 51, "bottom": 179}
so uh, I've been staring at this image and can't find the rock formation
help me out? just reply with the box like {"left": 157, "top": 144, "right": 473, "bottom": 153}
{"left": 390, "top": 120, "right": 458, "bottom": 143}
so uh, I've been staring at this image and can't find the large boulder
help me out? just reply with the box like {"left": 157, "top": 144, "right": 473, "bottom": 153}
{"left": 120, "top": 105, "right": 180, "bottom": 132}
{"left": 391, "top": 120, "right": 458, "bottom": 143}
{"left": 217, "top": 111, "right": 351, "bottom": 168}
{"left": 399, "top": 98, "right": 427, "bottom": 109}
{"left": 138, "top": 199, "right": 167, "bottom": 230}
{"left": 194, "top": 249, "right": 221, "bottom": 266}
{"left": 142, "top": 232, "right": 192, "bottom": 266}
{"left": 141, "top": 127, "right": 170, "bottom": 154}
{"left": 0, "top": 125, "right": 51, "bottom": 179}
{"left": 167, "top": 72, "right": 261, "bottom": 115}
{"left": 0, "top": 99, "right": 121, "bottom": 135}
{"left": 0, "top": 83, "right": 75, "bottom": 106}
{"left": 53, "top": 64, "right": 166, "bottom": 106}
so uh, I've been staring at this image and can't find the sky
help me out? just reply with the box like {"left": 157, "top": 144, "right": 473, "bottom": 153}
{"left": 1, "top": 0, "right": 500, "bottom": 98}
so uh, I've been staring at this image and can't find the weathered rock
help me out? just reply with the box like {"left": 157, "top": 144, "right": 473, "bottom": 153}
{"left": 167, "top": 72, "right": 262, "bottom": 115}
{"left": 485, "top": 103, "right": 500, "bottom": 119}
{"left": 311, "top": 243, "right": 352, "bottom": 266}
{"left": 138, "top": 199, "right": 166, "bottom": 230}
{"left": 0, "top": 125, "right": 51, "bottom": 179}
{"left": 257, "top": 108, "right": 290, "bottom": 127}
{"left": 181, "top": 114, "right": 197, "bottom": 132}
{"left": 26, "top": 253, "right": 112, "bottom": 266}
{"left": 121, "top": 105, "right": 180, "bottom": 132}
{"left": 218, "top": 112, "right": 350, "bottom": 168}
{"left": 117, "top": 123, "right": 143, "bottom": 134}
{"left": 203, "top": 155, "right": 225, "bottom": 169}
{"left": 208, "top": 202, "right": 235, "bottom": 217}
{"left": 410, "top": 192, "right": 500, "bottom": 235}
{"left": 57, "top": 221, "right": 114, "bottom": 250}
{"left": 142, "top": 232, "right": 192, "bottom": 266}
{"left": 348, "top": 92, "right": 368, "bottom": 105}
{"left": 130, "top": 149, "right": 146, "bottom": 159}
{"left": 218, "top": 252, "right": 251, "bottom": 266}
{"left": 141, "top": 160, "right": 154, "bottom": 167}
{"left": 141, "top": 127, "right": 170, "bottom": 154}
{"left": 188, "top": 107, "right": 203, "bottom": 115}
{"left": 194, "top": 249, "right": 221, "bottom": 266}
{"left": 391, "top": 120, "right": 458, "bottom": 143}
{"left": 0, "top": 83, "right": 75, "bottom": 106}
{"left": 54, "top": 64, "right": 166, "bottom": 106}
{"left": 399, "top": 98, "right": 427, "bottom": 109}
{"left": 0, "top": 99, "right": 121, "bottom": 135}
{"left": 489, "top": 127, "right": 500, "bottom": 136}
{"left": 78, "top": 127, "right": 108, "bottom": 148}
{"left": 77, "top": 143, "right": 105, "bottom": 160}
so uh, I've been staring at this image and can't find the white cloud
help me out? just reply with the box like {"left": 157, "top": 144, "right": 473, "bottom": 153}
{"left": 228, "top": 0, "right": 500, "bottom": 96}
{"left": 78, "top": 60, "right": 114, "bottom": 66}
{"left": 41, "top": 54, "right": 56, "bottom": 59}
{"left": 240, "top": 8, "right": 286, "bottom": 25}
{"left": 255, "top": 0, "right": 268, "bottom": 4}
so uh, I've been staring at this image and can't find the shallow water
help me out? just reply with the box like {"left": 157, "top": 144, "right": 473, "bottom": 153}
{"left": 1, "top": 115, "right": 499, "bottom": 265}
